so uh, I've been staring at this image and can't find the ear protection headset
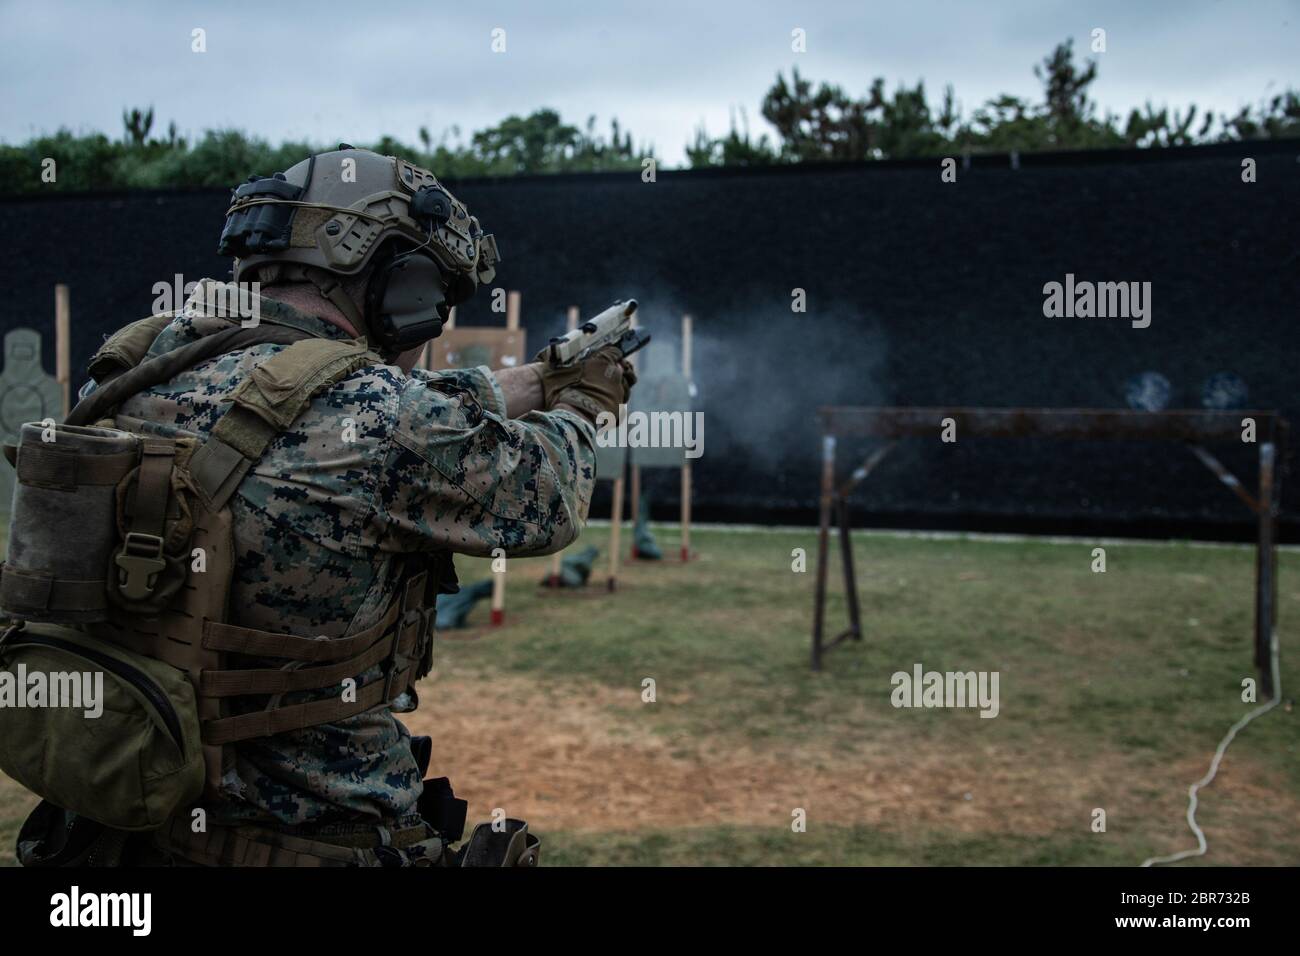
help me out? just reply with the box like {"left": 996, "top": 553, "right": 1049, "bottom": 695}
{"left": 364, "top": 241, "right": 451, "bottom": 355}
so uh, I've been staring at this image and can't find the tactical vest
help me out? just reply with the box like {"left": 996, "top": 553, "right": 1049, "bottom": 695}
{"left": 0, "top": 314, "right": 451, "bottom": 842}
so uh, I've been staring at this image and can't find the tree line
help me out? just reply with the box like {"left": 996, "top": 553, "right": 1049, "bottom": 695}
{"left": 687, "top": 40, "right": 1299, "bottom": 166}
{"left": 2, "top": 40, "right": 1296, "bottom": 193}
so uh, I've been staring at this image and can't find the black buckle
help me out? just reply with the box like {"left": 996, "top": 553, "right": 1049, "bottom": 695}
{"left": 114, "top": 532, "right": 166, "bottom": 601}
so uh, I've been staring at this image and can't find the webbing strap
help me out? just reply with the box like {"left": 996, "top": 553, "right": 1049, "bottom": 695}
{"left": 201, "top": 597, "right": 404, "bottom": 661}
{"left": 184, "top": 436, "right": 250, "bottom": 511}
{"left": 210, "top": 412, "right": 277, "bottom": 460}
{"left": 157, "top": 816, "right": 437, "bottom": 867}
{"left": 158, "top": 817, "right": 357, "bottom": 867}
{"left": 195, "top": 571, "right": 432, "bottom": 749}
{"left": 198, "top": 572, "right": 432, "bottom": 741}
{"left": 111, "top": 440, "right": 176, "bottom": 603}
{"left": 201, "top": 659, "right": 418, "bottom": 745}
{"left": 0, "top": 565, "right": 105, "bottom": 614}
{"left": 132, "top": 441, "right": 175, "bottom": 539}
{"left": 280, "top": 264, "right": 367, "bottom": 334}
{"left": 15, "top": 444, "right": 138, "bottom": 489}
{"left": 198, "top": 621, "right": 418, "bottom": 697}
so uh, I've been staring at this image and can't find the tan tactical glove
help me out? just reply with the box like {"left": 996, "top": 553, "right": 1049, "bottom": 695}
{"left": 534, "top": 345, "right": 637, "bottom": 423}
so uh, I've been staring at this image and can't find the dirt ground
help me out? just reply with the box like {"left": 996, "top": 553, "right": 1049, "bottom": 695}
{"left": 404, "top": 668, "right": 1299, "bottom": 855}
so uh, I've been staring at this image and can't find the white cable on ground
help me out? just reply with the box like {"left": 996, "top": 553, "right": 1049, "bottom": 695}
{"left": 1141, "top": 624, "right": 1283, "bottom": 867}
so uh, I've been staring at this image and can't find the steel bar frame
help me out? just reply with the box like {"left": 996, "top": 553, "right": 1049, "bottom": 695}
{"left": 811, "top": 407, "right": 1286, "bottom": 697}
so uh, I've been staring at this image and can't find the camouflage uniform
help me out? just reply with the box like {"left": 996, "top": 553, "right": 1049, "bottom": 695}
{"left": 86, "top": 279, "right": 597, "bottom": 835}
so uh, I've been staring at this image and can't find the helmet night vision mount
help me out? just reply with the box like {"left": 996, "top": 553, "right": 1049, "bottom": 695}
{"left": 218, "top": 146, "right": 500, "bottom": 354}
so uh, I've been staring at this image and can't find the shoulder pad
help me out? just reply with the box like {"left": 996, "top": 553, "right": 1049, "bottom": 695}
{"left": 88, "top": 313, "right": 177, "bottom": 383}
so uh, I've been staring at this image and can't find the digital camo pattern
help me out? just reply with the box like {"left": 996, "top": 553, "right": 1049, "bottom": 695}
{"left": 98, "top": 281, "right": 596, "bottom": 829}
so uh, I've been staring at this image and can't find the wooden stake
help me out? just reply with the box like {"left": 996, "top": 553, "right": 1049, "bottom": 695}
{"left": 629, "top": 461, "right": 641, "bottom": 559}
{"left": 608, "top": 471, "right": 624, "bottom": 591}
{"left": 490, "top": 567, "right": 505, "bottom": 626}
{"left": 445, "top": 306, "right": 457, "bottom": 331}
{"left": 680, "top": 462, "right": 691, "bottom": 562}
{"left": 680, "top": 313, "right": 693, "bottom": 561}
{"left": 681, "top": 313, "right": 693, "bottom": 378}
{"left": 626, "top": 310, "right": 641, "bottom": 556}
{"left": 506, "top": 291, "right": 521, "bottom": 331}
{"left": 55, "top": 284, "right": 71, "bottom": 416}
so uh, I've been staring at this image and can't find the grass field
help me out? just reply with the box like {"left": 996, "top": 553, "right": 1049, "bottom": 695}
{"left": 2, "top": 523, "right": 1297, "bottom": 866}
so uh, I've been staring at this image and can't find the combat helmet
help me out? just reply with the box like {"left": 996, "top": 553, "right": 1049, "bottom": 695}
{"left": 217, "top": 146, "right": 499, "bottom": 353}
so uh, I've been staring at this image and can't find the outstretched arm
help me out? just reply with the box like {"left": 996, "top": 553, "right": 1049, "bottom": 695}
{"left": 494, "top": 363, "right": 545, "bottom": 418}
{"left": 388, "top": 365, "right": 598, "bottom": 557}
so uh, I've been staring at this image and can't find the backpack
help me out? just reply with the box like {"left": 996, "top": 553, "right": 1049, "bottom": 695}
{"left": 0, "top": 315, "right": 451, "bottom": 831}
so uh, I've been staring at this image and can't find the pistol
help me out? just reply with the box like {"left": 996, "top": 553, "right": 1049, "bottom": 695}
{"left": 544, "top": 299, "right": 649, "bottom": 368}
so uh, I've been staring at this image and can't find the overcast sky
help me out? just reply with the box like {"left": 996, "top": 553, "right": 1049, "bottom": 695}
{"left": 1, "top": 0, "right": 1296, "bottom": 166}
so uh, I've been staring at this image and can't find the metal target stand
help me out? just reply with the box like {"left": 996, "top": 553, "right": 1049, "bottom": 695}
{"left": 811, "top": 406, "right": 1288, "bottom": 697}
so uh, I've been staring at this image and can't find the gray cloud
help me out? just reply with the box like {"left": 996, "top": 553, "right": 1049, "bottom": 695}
{"left": 1, "top": 0, "right": 1295, "bottom": 166}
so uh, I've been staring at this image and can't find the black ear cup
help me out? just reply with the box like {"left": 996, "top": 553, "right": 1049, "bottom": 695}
{"left": 446, "top": 272, "right": 476, "bottom": 307}
{"left": 365, "top": 250, "right": 449, "bottom": 354}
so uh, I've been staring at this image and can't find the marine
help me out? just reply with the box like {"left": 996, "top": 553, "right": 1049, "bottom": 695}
{"left": 1, "top": 146, "right": 636, "bottom": 867}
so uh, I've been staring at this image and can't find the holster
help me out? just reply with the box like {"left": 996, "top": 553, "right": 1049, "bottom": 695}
{"left": 457, "top": 820, "right": 541, "bottom": 867}
{"left": 410, "top": 736, "right": 538, "bottom": 866}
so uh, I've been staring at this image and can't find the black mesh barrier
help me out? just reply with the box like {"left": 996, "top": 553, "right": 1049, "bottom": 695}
{"left": 2, "top": 140, "right": 1296, "bottom": 539}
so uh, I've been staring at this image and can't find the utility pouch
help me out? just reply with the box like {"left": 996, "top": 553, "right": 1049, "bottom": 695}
{"left": 1, "top": 423, "right": 140, "bottom": 623}
{"left": 0, "top": 621, "right": 204, "bottom": 831}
